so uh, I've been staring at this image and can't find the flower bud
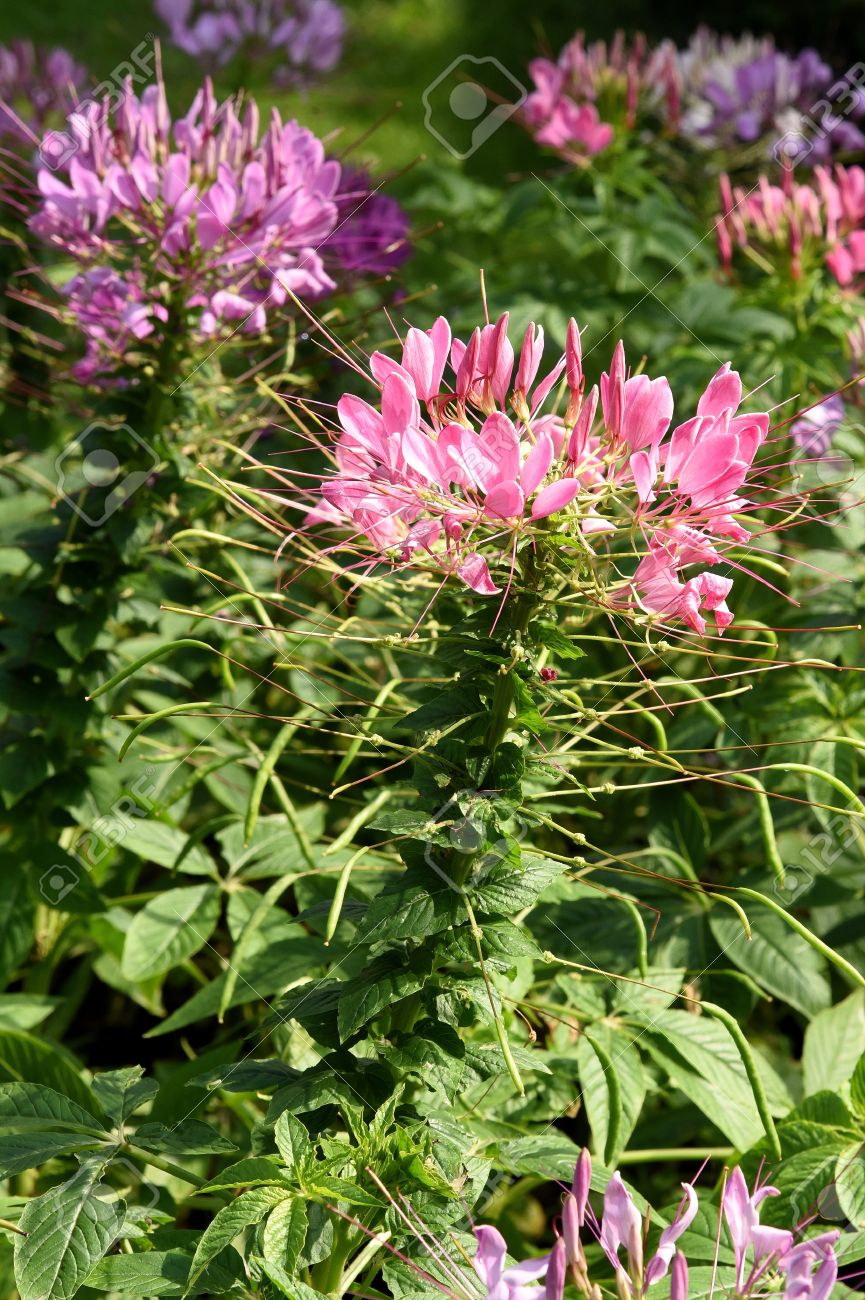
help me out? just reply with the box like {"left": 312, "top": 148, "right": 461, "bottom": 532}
{"left": 546, "top": 1237, "right": 566, "bottom": 1300}
{"left": 670, "top": 1252, "right": 688, "bottom": 1300}
{"left": 566, "top": 318, "right": 583, "bottom": 399}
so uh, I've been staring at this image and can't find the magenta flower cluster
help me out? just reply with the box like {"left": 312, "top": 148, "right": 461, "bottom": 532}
{"left": 523, "top": 32, "right": 680, "bottom": 161}
{"left": 155, "top": 0, "right": 344, "bottom": 87}
{"left": 306, "top": 311, "right": 773, "bottom": 637}
{"left": 465, "top": 1153, "right": 839, "bottom": 1300}
{"left": 523, "top": 25, "right": 865, "bottom": 165}
{"left": 27, "top": 72, "right": 407, "bottom": 385}
{"left": 717, "top": 164, "right": 865, "bottom": 287}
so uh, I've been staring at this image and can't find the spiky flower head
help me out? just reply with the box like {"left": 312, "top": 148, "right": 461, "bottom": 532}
{"left": 26, "top": 63, "right": 407, "bottom": 385}
{"left": 285, "top": 308, "right": 785, "bottom": 638}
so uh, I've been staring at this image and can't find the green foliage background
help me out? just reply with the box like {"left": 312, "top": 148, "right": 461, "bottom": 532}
{"left": 0, "top": 1, "right": 865, "bottom": 1298}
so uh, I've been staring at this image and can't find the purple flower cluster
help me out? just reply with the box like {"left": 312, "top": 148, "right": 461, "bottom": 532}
{"left": 0, "top": 40, "right": 87, "bottom": 146}
{"left": 27, "top": 71, "right": 408, "bottom": 385}
{"left": 679, "top": 28, "right": 865, "bottom": 161}
{"left": 523, "top": 32, "right": 680, "bottom": 162}
{"left": 154, "top": 0, "right": 344, "bottom": 87}
{"left": 462, "top": 1153, "right": 839, "bottom": 1300}
{"left": 324, "top": 168, "right": 410, "bottom": 275}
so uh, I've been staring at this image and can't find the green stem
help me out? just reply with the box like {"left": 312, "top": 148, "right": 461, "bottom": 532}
{"left": 312, "top": 1219, "right": 351, "bottom": 1295}
{"left": 618, "top": 1147, "right": 733, "bottom": 1165}
{"left": 127, "top": 1144, "right": 207, "bottom": 1188}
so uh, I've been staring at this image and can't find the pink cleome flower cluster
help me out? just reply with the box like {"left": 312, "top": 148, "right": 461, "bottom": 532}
{"left": 306, "top": 310, "right": 775, "bottom": 637}
{"left": 26, "top": 70, "right": 407, "bottom": 385}
{"left": 523, "top": 32, "right": 680, "bottom": 161}
{"left": 154, "top": 0, "right": 345, "bottom": 87}
{"left": 524, "top": 26, "right": 864, "bottom": 166}
{"left": 388, "top": 1149, "right": 839, "bottom": 1300}
{"left": 716, "top": 164, "right": 865, "bottom": 288}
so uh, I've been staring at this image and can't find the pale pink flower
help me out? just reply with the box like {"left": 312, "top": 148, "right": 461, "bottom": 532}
{"left": 295, "top": 312, "right": 777, "bottom": 635}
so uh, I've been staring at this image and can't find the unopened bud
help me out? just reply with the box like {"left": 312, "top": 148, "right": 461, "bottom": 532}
{"left": 572, "top": 1147, "right": 591, "bottom": 1225}
{"left": 545, "top": 1237, "right": 566, "bottom": 1300}
{"left": 670, "top": 1252, "right": 688, "bottom": 1300}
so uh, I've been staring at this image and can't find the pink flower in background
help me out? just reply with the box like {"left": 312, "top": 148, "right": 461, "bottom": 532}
{"left": 26, "top": 65, "right": 407, "bottom": 384}
{"left": 677, "top": 29, "right": 865, "bottom": 161}
{"left": 522, "top": 31, "right": 680, "bottom": 162}
{"left": 297, "top": 310, "right": 778, "bottom": 636}
{"left": 154, "top": 0, "right": 344, "bottom": 86}
{"left": 472, "top": 1226, "right": 551, "bottom": 1300}
{"left": 361, "top": 1150, "right": 840, "bottom": 1300}
{"left": 717, "top": 164, "right": 865, "bottom": 287}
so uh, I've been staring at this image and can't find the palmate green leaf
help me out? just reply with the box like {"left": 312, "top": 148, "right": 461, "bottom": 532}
{"left": 337, "top": 955, "right": 430, "bottom": 1040}
{"left": 637, "top": 1011, "right": 789, "bottom": 1150}
{"left": 0, "top": 1131, "right": 103, "bottom": 1179}
{"left": 133, "top": 1120, "right": 237, "bottom": 1156}
{"left": 0, "top": 994, "right": 57, "bottom": 1030}
{"left": 0, "top": 1082, "right": 105, "bottom": 1132}
{"left": 91, "top": 1066, "right": 158, "bottom": 1123}
{"left": 258, "top": 1263, "right": 327, "bottom": 1300}
{"left": 758, "top": 1144, "right": 846, "bottom": 1228}
{"left": 851, "top": 1052, "right": 865, "bottom": 1120}
{"left": 198, "top": 1157, "right": 290, "bottom": 1194}
{"left": 273, "top": 1113, "right": 312, "bottom": 1173}
{"left": 802, "top": 991, "right": 865, "bottom": 1097}
{"left": 14, "top": 1159, "right": 124, "bottom": 1300}
{"left": 384, "top": 1020, "right": 466, "bottom": 1099}
{"left": 262, "top": 1196, "right": 308, "bottom": 1275}
{"left": 147, "top": 934, "right": 324, "bottom": 1037}
{"left": 0, "top": 1031, "right": 101, "bottom": 1114}
{"left": 709, "top": 911, "right": 831, "bottom": 1018}
{"left": 367, "top": 808, "right": 453, "bottom": 842}
{"left": 836, "top": 1229, "right": 865, "bottom": 1265}
{"left": 121, "top": 884, "right": 221, "bottom": 982}
{"left": 648, "top": 789, "right": 709, "bottom": 872}
{"left": 473, "top": 853, "right": 566, "bottom": 914}
{"left": 355, "top": 884, "right": 462, "bottom": 944}
{"left": 533, "top": 622, "right": 586, "bottom": 662}
{"left": 116, "top": 821, "right": 217, "bottom": 876}
{"left": 188, "top": 1186, "right": 290, "bottom": 1287}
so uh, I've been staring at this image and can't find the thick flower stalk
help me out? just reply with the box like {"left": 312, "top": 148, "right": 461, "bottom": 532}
{"left": 523, "top": 31, "right": 680, "bottom": 161}
{"left": 678, "top": 28, "right": 865, "bottom": 161}
{"left": 154, "top": 0, "right": 344, "bottom": 87}
{"left": 26, "top": 65, "right": 407, "bottom": 386}
{"left": 303, "top": 311, "right": 775, "bottom": 637}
